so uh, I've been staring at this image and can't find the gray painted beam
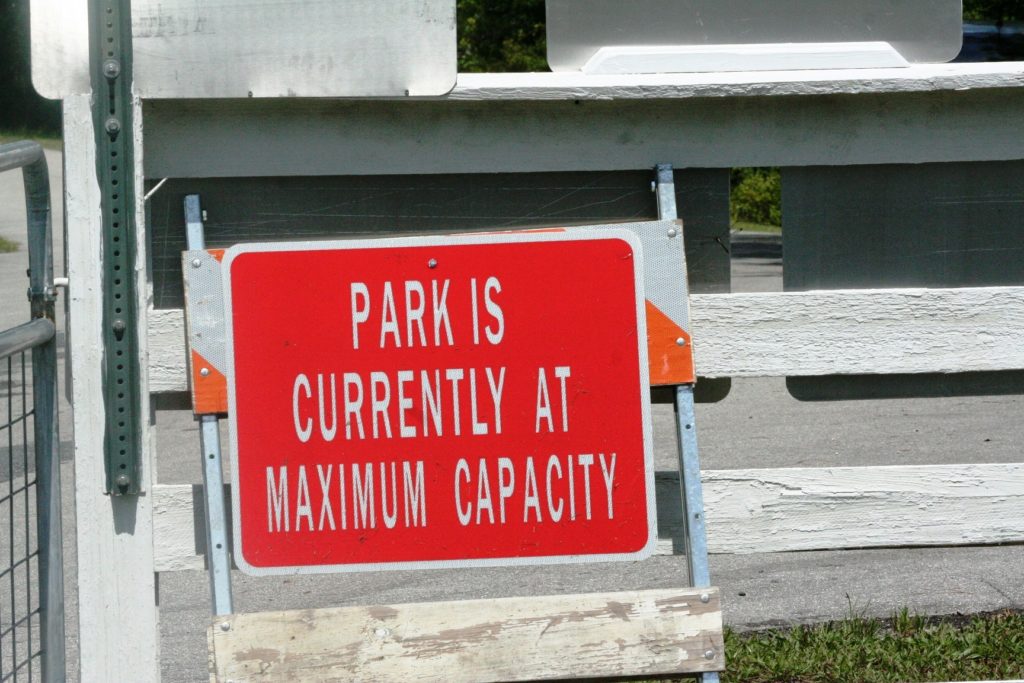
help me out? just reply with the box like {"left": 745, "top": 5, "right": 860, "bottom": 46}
{"left": 144, "top": 89, "right": 1024, "bottom": 178}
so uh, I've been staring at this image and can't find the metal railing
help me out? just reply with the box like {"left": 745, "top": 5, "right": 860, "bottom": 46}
{"left": 0, "top": 141, "right": 64, "bottom": 682}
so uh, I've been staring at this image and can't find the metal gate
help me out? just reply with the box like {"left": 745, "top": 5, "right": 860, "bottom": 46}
{"left": 0, "top": 141, "right": 65, "bottom": 682}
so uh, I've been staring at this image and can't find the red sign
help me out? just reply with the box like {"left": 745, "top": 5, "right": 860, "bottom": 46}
{"left": 224, "top": 232, "right": 655, "bottom": 574}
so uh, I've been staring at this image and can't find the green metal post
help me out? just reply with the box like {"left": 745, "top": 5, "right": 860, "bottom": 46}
{"left": 89, "top": 0, "right": 143, "bottom": 494}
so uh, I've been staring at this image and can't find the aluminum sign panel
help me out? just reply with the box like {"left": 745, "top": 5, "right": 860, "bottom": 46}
{"left": 547, "top": 0, "right": 963, "bottom": 71}
{"left": 224, "top": 231, "right": 656, "bottom": 575}
{"left": 32, "top": 0, "right": 456, "bottom": 99}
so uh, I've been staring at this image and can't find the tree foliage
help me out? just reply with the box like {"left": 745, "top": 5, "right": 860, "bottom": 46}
{"left": 963, "top": 0, "right": 1024, "bottom": 21}
{"left": 457, "top": 0, "right": 547, "bottom": 72}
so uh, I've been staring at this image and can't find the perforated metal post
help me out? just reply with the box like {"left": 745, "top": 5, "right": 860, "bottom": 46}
{"left": 89, "top": 0, "right": 143, "bottom": 494}
{"left": 656, "top": 164, "right": 720, "bottom": 682}
{"left": 185, "top": 195, "right": 234, "bottom": 615}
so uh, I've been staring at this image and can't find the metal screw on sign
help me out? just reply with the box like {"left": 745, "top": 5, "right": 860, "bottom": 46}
{"left": 220, "top": 622, "right": 231, "bottom": 632}
{"left": 704, "top": 650, "right": 715, "bottom": 660}
{"left": 200, "top": 367, "right": 211, "bottom": 377}
{"left": 676, "top": 337, "right": 687, "bottom": 347}
{"left": 700, "top": 593, "right": 710, "bottom": 604}
{"left": 428, "top": 258, "right": 438, "bottom": 269}
{"left": 191, "top": 258, "right": 202, "bottom": 268}
{"left": 667, "top": 228, "right": 678, "bottom": 238}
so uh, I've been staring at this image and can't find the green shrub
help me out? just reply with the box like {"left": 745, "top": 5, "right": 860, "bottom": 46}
{"left": 731, "top": 168, "right": 782, "bottom": 227}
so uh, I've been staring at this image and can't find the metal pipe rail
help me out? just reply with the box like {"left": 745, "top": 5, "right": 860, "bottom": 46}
{"left": 0, "top": 140, "right": 65, "bottom": 683}
{"left": 0, "top": 320, "right": 56, "bottom": 360}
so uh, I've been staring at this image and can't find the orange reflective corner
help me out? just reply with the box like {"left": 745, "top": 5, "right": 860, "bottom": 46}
{"left": 190, "top": 349, "right": 228, "bottom": 415}
{"left": 645, "top": 300, "right": 696, "bottom": 386}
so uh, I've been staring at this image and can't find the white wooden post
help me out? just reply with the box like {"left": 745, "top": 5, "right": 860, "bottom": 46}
{"left": 64, "top": 95, "right": 160, "bottom": 682}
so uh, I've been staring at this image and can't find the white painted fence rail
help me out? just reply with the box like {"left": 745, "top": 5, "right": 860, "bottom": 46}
{"left": 151, "top": 464, "right": 1024, "bottom": 572}
{"left": 147, "top": 286, "right": 1024, "bottom": 392}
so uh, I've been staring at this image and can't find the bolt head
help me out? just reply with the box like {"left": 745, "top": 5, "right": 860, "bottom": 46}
{"left": 428, "top": 259, "right": 438, "bottom": 269}
{"left": 667, "top": 228, "right": 678, "bottom": 238}
{"left": 220, "top": 621, "right": 231, "bottom": 632}
{"left": 115, "top": 473, "right": 130, "bottom": 487}
{"left": 200, "top": 367, "right": 211, "bottom": 377}
{"left": 700, "top": 593, "right": 710, "bottom": 604}
{"left": 102, "top": 59, "right": 121, "bottom": 79}
{"left": 104, "top": 117, "right": 121, "bottom": 134}
{"left": 191, "top": 258, "right": 202, "bottom": 268}
{"left": 676, "top": 337, "right": 687, "bottom": 347}
{"left": 704, "top": 649, "right": 715, "bottom": 660}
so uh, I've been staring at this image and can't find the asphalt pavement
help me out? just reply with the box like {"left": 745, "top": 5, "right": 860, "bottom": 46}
{"left": 2, "top": 153, "right": 1022, "bottom": 682}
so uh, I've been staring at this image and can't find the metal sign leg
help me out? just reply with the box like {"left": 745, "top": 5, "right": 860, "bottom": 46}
{"left": 657, "top": 165, "right": 721, "bottom": 683}
{"left": 185, "top": 195, "right": 234, "bottom": 615}
{"left": 674, "top": 386, "right": 712, "bottom": 588}
{"left": 199, "top": 416, "right": 233, "bottom": 615}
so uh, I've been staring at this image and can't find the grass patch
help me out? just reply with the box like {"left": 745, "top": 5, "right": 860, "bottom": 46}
{"left": 721, "top": 609, "right": 1024, "bottom": 683}
{"left": 0, "top": 130, "right": 63, "bottom": 151}
{"left": 0, "top": 237, "right": 18, "bottom": 254}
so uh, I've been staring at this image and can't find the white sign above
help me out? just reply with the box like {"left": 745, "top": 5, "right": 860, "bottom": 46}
{"left": 32, "top": 0, "right": 457, "bottom": 100}
{"left": 547, "top": 0, "right": 963, "bottom": 72}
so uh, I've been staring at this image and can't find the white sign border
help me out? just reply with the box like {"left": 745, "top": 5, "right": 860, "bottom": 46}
{"left": 223, "top": 229, "right": 656, "bottom": 576}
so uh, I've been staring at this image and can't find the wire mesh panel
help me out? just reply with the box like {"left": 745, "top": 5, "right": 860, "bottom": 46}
{"left": 0, "top": 140, "right": 64, "bottom": 682}
{"left": 0, "top": 351, "right": 41, "bottom": 682}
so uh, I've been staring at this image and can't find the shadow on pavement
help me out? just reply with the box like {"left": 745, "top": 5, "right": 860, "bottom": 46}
{"left": 731, "top": 231, "right": 782, "bottom": 260}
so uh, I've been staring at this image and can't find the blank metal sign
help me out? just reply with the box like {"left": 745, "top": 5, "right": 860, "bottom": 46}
{"left": 32, "top": 0, "right": 457, "bottom": 99}
{"left": 546, "top": 0, "right": 963, "bottom": 71}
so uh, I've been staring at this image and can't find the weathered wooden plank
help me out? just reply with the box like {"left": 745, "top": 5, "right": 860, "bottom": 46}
{"left": 701, "top": 464, "right": 1024, "bottom": 554}
{"left": 691, "top": 286, "right": 1024, "bottom": 378}
{"left": 152, "top": 463, "right": 1024, "bottom": 571}
{"left": 148, "top": 286, "right": 1024, "bottom": 393}
{"left": 208, "top": 588, "right": 723, "bottom": 682}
